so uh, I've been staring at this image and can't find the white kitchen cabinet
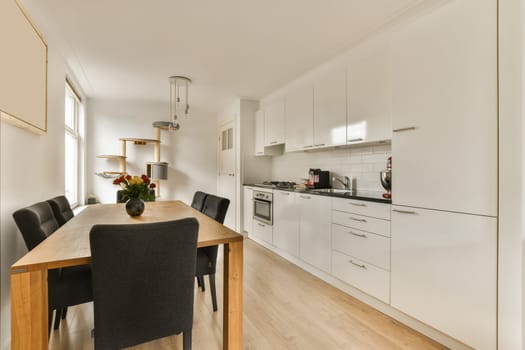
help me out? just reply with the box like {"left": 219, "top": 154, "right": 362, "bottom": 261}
{"left": 243, "top": 186, "right": 254, "bottom": 234}
{"left": 332, "top": 211, "right": 390, "bottom": 238}
{"left": 254, "top": 110, "right": 265, "bottom": 156}
{"left": 390, "top": 0, "right": 497, "bottom": 216}
{"left": 251, "top": 220, "right": 273, "bottom": 245}
{"left": 313, "top": 69, "right": 347, "bottom": 147}
{"left": 284, "top": 85, "right": 314, "bottom": 152}
{"left": 264, "top": 98, "right": 285, "bottom": 146}
{"left": 332, "top": 251, "right": 390, "bottom": 304}
{"left": 273, "top": 190, "right": 299, "bottom": 256}
{"left": 391, "top": 206, "right": 496, "bottom": 350}
{"left": 297, "top": 193, "right": 331, "bottom": 273}
{"left": 347, "top": 37, "right": 391, "bottom": 145}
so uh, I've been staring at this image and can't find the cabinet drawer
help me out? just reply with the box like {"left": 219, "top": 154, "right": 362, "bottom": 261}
{"left": 332, "top": 224, "right": 390, "bottom": 270}
{"left": 332, "top": 197, "right": 390, "bottom": 220}
{"left": 251, "top": 221, "right": 273, "bottom": 245}
{"left": 332, "top": 210, "right": 390, "bottom": 237}
{"left": 332, "top": 251, "right": 390, "bottom": 303}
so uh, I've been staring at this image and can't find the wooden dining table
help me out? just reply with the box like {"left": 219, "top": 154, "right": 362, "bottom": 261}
{"left": 10, "top": 200, "right": 244, "bottom": 350}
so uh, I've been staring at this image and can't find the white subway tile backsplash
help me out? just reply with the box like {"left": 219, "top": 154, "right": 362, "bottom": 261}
{"left": 271, "top": 144, "right": 391, "bottom": 192}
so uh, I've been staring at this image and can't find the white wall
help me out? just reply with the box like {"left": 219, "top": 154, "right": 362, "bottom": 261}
{"left": 86, "top": 99, "right": 217, "bottom": 206}
{"left": 271, "top": 144, "right": 390, "bottom": 192}
{"left": 0, "top": 33, "right": 71, "bottom": 350}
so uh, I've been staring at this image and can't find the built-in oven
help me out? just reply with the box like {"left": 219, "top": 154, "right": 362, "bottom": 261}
{"left": 253, "top": 190, "right": 273, "bottom": 225}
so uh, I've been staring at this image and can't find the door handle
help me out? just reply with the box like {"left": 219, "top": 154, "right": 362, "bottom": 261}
{"left": 393, "top": 127, "right": 417, "bottom": 133}
{"left": 348, "top": 138, "right": 363, "bottom": 143}
{"left": 392, "top": 209, "right": 417, "bottom": 214}
{"left": 349, "top": 260, "right": 367, "bottom": 269}
{"left": 314, "top": 143, "right": 325, "bottom": 147}
{"left": 349, "top": 231, "right": 367, "bottom": 238}
{"left": 348, "top": 217, "right": 367, "bottom": 223}
{"left": 300, "top": 195, "right": 311, "bottom": 199}
{"left": 349, "top": 202, "right": 366, "bottom": 207}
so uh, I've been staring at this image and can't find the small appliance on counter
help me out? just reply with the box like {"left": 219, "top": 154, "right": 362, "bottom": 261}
{"left": 380, "top": 156, "right": 392, "bottom": 199}
{"left": 308, "top": 168, "right": 330, "bottom": 188}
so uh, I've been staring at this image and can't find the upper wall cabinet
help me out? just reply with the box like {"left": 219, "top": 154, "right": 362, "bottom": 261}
{"left": 313, "top": 69, "right": 347, "bottom": 148}
{"left": 285, "top": 84, "right": 314, "bottom": 152}
{"left": 347, "top": 38, "right": 391, "bottom": 145}
{"left": 390, "top": 0, "right": 497, "bottom": 216}
{"left": 264, "top": 98, "right": 285, "bottom": 146}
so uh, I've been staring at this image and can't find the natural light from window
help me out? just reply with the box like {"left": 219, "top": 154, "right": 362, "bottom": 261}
{"left": 65, "top": 82, "right": 81, "bottom": 207}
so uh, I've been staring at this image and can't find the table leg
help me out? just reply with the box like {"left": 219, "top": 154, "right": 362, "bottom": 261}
{"left": 223, "top": 240, "right": 243, "bottom": 350}
{"left": 11, "top": 268, "right": 48, "bottom": 350}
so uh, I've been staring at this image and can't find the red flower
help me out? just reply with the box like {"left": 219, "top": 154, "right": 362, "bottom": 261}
{"left": 113, "top": 175, "right": 125, "bottom": 185}
{"left": 149, "top": 183, "right": 156, "bottom": 189}
{"left": 141, "top": 174, "right": 150, "bottom": 184}
{"left": 125, "top": 175, "right": 132, "bottom": 180}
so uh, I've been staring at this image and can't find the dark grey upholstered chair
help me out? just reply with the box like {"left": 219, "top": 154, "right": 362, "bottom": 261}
{"left": 46, "top": 195, "right": 74, "bottom": 227}
{"left": 116, "top": 189, "right": 156, "bottom": 203}
{"left": 12, "top": 202, "right": 93, "bottom": 335}
{"left": 190, "top": 191, "right": 208, "bottom": 211}
{"left": 89, "top": 218, "right": 199, "bottom": 350}
{"left": 196, "top": 194, "right": 229, "bottom": 312}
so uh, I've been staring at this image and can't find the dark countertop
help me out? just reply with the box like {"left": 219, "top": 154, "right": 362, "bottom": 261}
{"left": 245, "top": 184, "right": 392, "bottom": 204}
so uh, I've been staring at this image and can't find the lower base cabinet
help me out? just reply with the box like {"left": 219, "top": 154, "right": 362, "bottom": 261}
{"left": 391, "top": 206, "right": 497, "bottom": 350}
{"left": 251, "top": 220, "right": 273, "bottom": 245}
{"left": 297, "top": 194, "right": 331, "bottom": 273}
{"left": 332, "top": 251, "right": 390, "bottom": 303}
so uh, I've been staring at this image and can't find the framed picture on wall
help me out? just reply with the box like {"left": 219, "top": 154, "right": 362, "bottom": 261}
{"left": 0, "top": 0, "right": 48, "bottom": 135}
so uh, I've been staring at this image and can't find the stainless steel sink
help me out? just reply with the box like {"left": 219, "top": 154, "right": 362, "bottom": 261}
{"left": 310, "top": 188, "right": 353, "bottom": 194}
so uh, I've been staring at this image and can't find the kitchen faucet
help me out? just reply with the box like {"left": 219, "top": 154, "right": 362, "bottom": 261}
{"left": 333, "top": 175, "right": 352, "bottom": 191}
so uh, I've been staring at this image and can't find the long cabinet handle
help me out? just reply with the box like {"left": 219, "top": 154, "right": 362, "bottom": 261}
{"left": 349, "top": 260, "right": 367, "bottom": 269}
{"left": 279, "top": 192, "right": 290, "bottom": 196}
{"left": 348, "top": 138, "right": 363, "bottom": 143}
{"left": 270, "top": 141, "right": 278, "bottom": 144}
{"left": 349, "top": 231, "right": 367, "bottom": 238}
{"left": 300, "top": 195, "right": 311, "bottom": 199}
{"left": 393, "top": 127, "right": 417, "bottom": 133}
{"left": 303, "top": 145, "right": 313, "bottom": 149}
{"left": 392, "top": 209, "right": 417, "bottom": 215}
{"left": 257, "top": 223, "right": 265, "bottom": 227}
{"left": 349, "top": 202, "right": 366, "bottom": 207}
{"left": 314, "top": 143, "right": 325, "bottom": 147}
{"left": 349, "top": 217, "right": 367, "bottom": 223}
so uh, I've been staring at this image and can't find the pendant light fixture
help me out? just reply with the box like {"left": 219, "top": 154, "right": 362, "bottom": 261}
{"left": 152, "top": 75, "right": 191, "bottom": 131}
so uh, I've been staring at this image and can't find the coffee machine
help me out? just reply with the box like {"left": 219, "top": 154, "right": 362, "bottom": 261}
{"left": 380, "top": 157, "right": 391, "bottom": 199}
{"left": 308, "top": 168, "right": 330, "bottom": 188}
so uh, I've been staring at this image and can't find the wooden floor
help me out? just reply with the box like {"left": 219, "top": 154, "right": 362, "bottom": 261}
{"left": 49, "top": 239, "right": 446, "bottom": 350}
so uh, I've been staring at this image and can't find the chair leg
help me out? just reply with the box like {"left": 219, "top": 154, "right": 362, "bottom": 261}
{"left": 198, "top": 276, "right": 205, "bottom": 292}
{"left": 53, "top": 308, "right": 61, "bottom": 330}
{"left": 183, "top": 329, "right": 192, "bottom": 350}
{"left": 209, "top": 274, "right": 218, "bottom": 312}
{"left": 48, "top": 309, "right": 53, "bottom": 338}
{"left": 61, "top": 307, "right": 68, "bottom": 319}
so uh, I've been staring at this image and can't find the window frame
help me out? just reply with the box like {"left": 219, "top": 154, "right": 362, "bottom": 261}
{"left": 64, "top": 80, "right": 82, "bottom": 208}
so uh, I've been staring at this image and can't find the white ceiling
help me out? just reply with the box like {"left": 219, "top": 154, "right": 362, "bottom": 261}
{"left": 23, "top": 0, "right": 430, "bottom": 113}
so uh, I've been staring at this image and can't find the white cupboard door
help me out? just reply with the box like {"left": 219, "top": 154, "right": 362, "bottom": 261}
{"left": 255, "top": 110, "right": 265, "bottom": 156}
{"left": 284, "top": 84, "right": 313, "bottom": 152}
{"left": 264, "top": 98, "right": 285, "bottom": 146}
{"left": 297, "top": 194, "right": 331, "bottom": 273}
{"left": 243, "top": 187, "right": 254, "bottom": 234}
{"left": 252, "top": 220, "right": 273, "bottom": 245}
{"left": 313, "top": 69, "right": 347, "bottom": 147}
{"left": 391, "top": 206, "right": 496, "bottom": 350}
{"left": 347, "top": 37, "right": 391, "bottom": 144}
{"left": 390, "top": 0, "right": 497, "bottom": 216}
{"left": 273, "top": 190, "right": 300, "bottom": 256}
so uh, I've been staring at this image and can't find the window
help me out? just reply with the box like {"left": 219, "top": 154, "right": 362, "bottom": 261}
{"left": 65, "top": 81, "right": 82, "bottom": 207}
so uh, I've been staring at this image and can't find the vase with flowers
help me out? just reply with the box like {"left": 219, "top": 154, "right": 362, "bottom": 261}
{"left": 113, "top": 174, "right": 156, "bottom": 216}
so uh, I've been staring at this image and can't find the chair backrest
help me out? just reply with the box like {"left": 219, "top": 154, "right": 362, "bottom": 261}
{"left": 116, "top": 190, "right": 156, "bottom": 203}
{"left": 13, "top": 202, "right": 59, "bottom": 251}
{"left": 190, "top": 191, "right": 208, "bottom": 211}
{"left": 46, "top": 195, "right": 74, "bottom": 227}
{"left": 202, "top": 194, "right": 230, "bottom": 224}
{"left": 89, "top": 218, "right": 199, "bottom": 350}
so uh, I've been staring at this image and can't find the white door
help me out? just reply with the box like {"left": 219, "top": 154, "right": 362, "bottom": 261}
{"left": 218, "top": 121, "right": 236, "bottom": 229}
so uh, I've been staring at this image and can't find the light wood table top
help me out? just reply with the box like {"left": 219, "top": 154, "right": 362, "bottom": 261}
{"left": 12, "top": 200, "right": 243, "bottom": 272}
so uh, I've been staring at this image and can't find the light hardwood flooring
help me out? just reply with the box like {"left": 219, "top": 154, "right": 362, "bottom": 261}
{"left": 49, "top": 239, "right": 446, "bottom": 350}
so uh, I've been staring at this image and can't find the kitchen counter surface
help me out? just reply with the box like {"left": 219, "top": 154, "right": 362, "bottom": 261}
{"left": 245, "top": 184, "right": 392, "bottom": 204}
